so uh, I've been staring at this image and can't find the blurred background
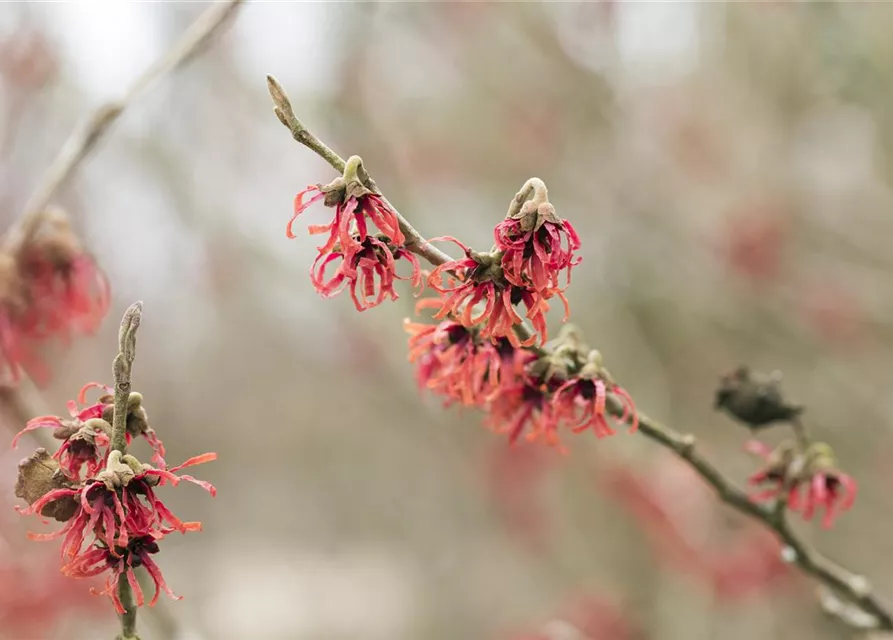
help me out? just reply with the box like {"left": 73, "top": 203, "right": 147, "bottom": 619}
{"left": 2, "top": 2, "right": 893, "bottom": 639}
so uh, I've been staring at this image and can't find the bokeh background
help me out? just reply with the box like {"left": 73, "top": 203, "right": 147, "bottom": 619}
{"left": 2, "top": 2, "right": 893, "bottom": 639}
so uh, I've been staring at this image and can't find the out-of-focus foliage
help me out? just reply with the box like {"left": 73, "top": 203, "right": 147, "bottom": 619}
{"left": 2, "top": 2, "right": 892, "bottom": 639}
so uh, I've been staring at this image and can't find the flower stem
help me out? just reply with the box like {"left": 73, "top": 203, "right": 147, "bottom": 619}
{"left": 116, "top": 578, "right": 141, "bottom": 640}
{"left": 790, "top": 415, "right": 810, "bottom": 450}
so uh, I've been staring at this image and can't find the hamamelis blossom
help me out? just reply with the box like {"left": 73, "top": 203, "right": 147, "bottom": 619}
{"left": 745, "top": 440, "right": 857, "bottom": 528}
{"left": 552, "top": 376, "right": 639, "bottom": 438}
{"left": 312, "top": 235, "right": 421, "bottom": 311}
{"left": 16, "top": 207, "right": 110, "bottom": 345}
{"left": 12, "top": 382, "right": 167, "bottom": 474}
{"left": 20, "top": 451, "right": 216, "bottom": 612}
{"left": 426, "top": 236, "right": 558, "bottom": 347}
{"left": 287, "top": 179, "right": 405, "bottom": 255}
{"left": 0, "top": 252, "right": 48, "bottom": 385}
{"left": 404, "top": 307, "right": 529, "bottom": 406}
{"left": 494, "top": 200, "right": 580, "bottom": 295}
{"left": 485, "top": 369, "right": 567, "bottom": 449}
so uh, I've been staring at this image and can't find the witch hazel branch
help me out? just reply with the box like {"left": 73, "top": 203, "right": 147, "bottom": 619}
{"left": 12, "top": 303, "right": 216, "bottom": 640}
{"left": 268, "top": 75, "right": 893, "bottom": 632}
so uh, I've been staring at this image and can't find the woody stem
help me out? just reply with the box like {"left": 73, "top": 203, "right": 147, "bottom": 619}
{"left": 267, "top": 75, "right": 893, "bottom": 631}
{"left": 790, "top": 416, "right": 810, "bottom": 450}
{"left": 116, "top": 579, "right": 140, "bottom": 640}
{"left": 111, "top": 302, "right": 142, "bottom": 454}
{"left": 109, "top": 302, "right": 143, "bottom": 640}
{"left": 507, "top": 177, "right": 549, "bottom": 218}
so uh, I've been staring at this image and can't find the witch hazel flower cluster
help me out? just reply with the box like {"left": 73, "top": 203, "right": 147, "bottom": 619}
{"left": 0, "top": 206, "right": 109, "bottom": 386}
{"left": 426, "top": 179, "right": 579, "bottom": 348}
{"left": 11, "top": 308, "right": 216, "bottom": 618}
{"left": 715, "top": 366, "right": 858, "bottom": 529}
{"left": 745, "top": 440, "right": 856, "bottom": 529}
{"left": 407, "top": 319, "right": 638, "bottom": 451}
{"left": 287, "top": 155, "right": 421, "bottom": 311}
{"left": 285, "top": 165, "right": 635, "bottom": 452}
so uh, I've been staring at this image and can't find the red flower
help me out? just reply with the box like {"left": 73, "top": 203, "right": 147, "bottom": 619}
{"left": 405, "top": 310, "right": 528, "bottom": 407}
{"left": 485, "top": 370, "right": 566, "bottom": 450}
{"left": 494, "top": 206, "right": 580, "bottom": 295}
{"left": 745, "top": 440, "right": 857, "bottom": 528}
{"left": 426, "top": 237, "right": 558, "bottom": 347}
{"left": 12, "top": 383, "right": 166, "bottom": 474}
{"left": 21, "top": 451, "right": 216, "bottom": 612}
{"left": 791, "top": 467, "right": 857, "bottom": 529}
{"left": 0, "top": 209, "right": 110, "bottom": 387}
{"left": 311, "top": 235, "right": 421, "bottom": 311}
{"left": 16, "top": 208, "right": 110, "bottom": 344}
{"left": 63, "top": 531, "right": 175, "bottom": 613}
{"left": 552, "top": 376, "right": 639, "bottom": 438}
{"left": 0, "top": 253, "right": 48, "bottom": 385}
{"left": 287, "top": 182, "right": 405, "bottom": 254}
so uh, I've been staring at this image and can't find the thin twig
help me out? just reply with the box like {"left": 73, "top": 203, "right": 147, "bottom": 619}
{"left": 604, "top": 395, "right": 893, "bottom": 631}
{"left": 111, "top": 301, "right": 141, "bottom": 454}
{"left": 110, "top": 301, "right": 142, "bottom": 639}
{"left": 269, "top": 79, "right": 893, "bottom": 630}
{"left": 2, "top": 0, "right": 243, "bottom": 253}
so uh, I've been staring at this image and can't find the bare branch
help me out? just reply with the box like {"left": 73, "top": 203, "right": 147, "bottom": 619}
{"left": 270, "top": 79, "right": 893, "bottom": 631}
{"left": 2, "top": 0, "right": 243, "bottom": 253}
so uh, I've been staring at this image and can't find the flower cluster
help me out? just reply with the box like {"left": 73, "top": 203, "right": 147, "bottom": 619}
{"left": 745, "top": 440, "right": 857, "bottom": 529}
{"left": 406, "top": 320, "right": 638, "bottom": 451}
{"left": 0, "top": 208, "right": 109, "bottom": 386}
{"left": 287, "top": 157, "right": 421, "bottom": 311}
{"left": 426, "top": 237, "right": 555, "bottom": 348}
{"left": 494, "top": 192, "right": 580, "bottom": 297}
{"left": 423, "top": 183, "right": 578, "bottom": 348}
{"left": 13, "top": 382, "right": 166, "bottom": 473}
{"left": 13, "top": 385, "right": 215, "bottom": 613}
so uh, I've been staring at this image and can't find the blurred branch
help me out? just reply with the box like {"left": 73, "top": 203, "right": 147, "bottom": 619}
{"left": 2, "top": 3, "right": 244, "bottom": 638}
{"left": 605, "top": 397, "right": 893, "bottom": 631}
{"left": 2, "top": 0, "right": 244, "bottom": 252}
{"left": 269, "top": 74, "right": 893, "bottom": 631}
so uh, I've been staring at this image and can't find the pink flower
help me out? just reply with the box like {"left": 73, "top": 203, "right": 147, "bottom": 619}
{"left": 20, "top": 452, "right": 216, "bottom": 612}
{"left": 494, "top": 206, "right": 580, "bottom": 295}
{"left": 552, "top": 376, "right": 639, "bottom": 438}
{"left": 745, "top": 440, "right": 857, "bottom": 529}
{"left": 485, "top": 369, "right": 566, "bottom": 450}
{"left": 0, "top": 209, "right": 110, "bottom": 388}
{"left": 287, "top": 183, "right": 405, "bottom": 255}
{"left": 426, "top": 237, "right": 558, "bottom": 347}
{"left": 16, "top": 208, "right": 110, "bottom": 345}
{"left": 0, "top": 253, "right": 48, "bottom": 385}
{"left": 791, "top": 468, "right": 857, "bottom": 529}
{"left": 311, "top": 235, "right": 421, "bottom": 311}
{"left": 12, "top": 382, "right": 166, "bottom": 474}
{"left": 405, "top": 306, "right": 528, "bottom": 407}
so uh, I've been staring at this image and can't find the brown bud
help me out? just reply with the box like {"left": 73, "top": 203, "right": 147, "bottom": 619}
{"left": 14, "top": 449, "right": 78, "bottom": 521}
{"left": 95, "top": 450, "right": 135, "bottom": 490}
{"left": 510, "top": 200, "right": 562, "bottom": 233}
{"left": 714, "top": 366, "right": 803, "bottom": 428}
{"left": 21, "top": 206, "right": 82, "bottom": 269}
{"left": 52, "top": 420, "right": 80, "bottom": 441}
